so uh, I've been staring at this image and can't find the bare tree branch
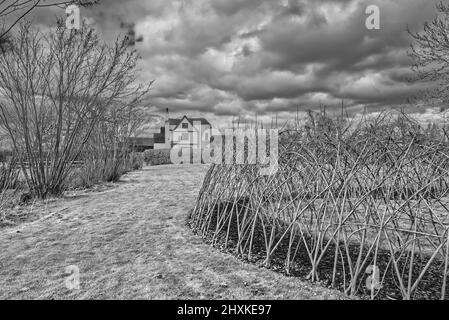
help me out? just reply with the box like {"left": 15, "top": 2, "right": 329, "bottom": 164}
{"left": 0, "top": 0, "right": 98, "bottom": 42}
{"left": 0, "top": 20, "right": 151, "bottom": 198}
{"left": 409, "top": 2, "right": 449, "bottom": 107}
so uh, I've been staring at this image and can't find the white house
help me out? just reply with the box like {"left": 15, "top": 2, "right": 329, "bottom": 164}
{"left": 154, "top": 116, "right": 212, "bottom": 150}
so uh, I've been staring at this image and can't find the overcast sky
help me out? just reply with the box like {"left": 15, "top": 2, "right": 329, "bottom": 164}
{"left": 27, "top": 0, "right": 445, "bottom": 126}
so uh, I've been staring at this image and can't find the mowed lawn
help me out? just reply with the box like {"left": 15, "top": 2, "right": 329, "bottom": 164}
{"left": 0, "top": 164, "right": 346, "bottom": 299}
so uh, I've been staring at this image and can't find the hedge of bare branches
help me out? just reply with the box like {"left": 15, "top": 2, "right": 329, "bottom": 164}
{"left": 189, "top": 112, "right": 449, "bottom": 300}
{"left": 0, "top": 21, "right": 150, "bottom": 198}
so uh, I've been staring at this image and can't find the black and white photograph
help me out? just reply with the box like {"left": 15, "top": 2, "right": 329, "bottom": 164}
{"left": 1, "top": 0, "right": 449, "bottom": 308}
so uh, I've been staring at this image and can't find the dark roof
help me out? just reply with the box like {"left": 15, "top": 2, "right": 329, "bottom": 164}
{"left": 168, "top": 116, "right": 211, "bottom": 127}
{"left": 167, "top": 119, "right": 182, "bottom": 126}
{"left": 125, "top": 137, "right": 154, "bottom": 146}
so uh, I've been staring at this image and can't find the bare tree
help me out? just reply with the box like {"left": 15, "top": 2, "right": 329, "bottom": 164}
{"left": 84, "top": 87, "right": 154, "bottom": 182}
{"left": 0, "top": 21, "right": 150, "bottom": 198}
{"left": 0, "top": 0, "right": 98, "bottom": 44}
{"left": 409, "top": 2, "right": 449, "bottom": 107}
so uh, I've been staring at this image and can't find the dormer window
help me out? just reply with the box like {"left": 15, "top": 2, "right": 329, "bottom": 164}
{"left": 182, "top": 123, "right": 188, "bottom": 129}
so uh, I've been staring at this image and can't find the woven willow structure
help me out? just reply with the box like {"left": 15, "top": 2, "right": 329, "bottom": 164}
{"left": 189, "top": 113, "right": 449, "bottom": 300}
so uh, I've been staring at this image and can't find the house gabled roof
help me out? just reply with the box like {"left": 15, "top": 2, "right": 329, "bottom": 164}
{"left": 188, "top": 118, "right": 211, "bottom": 126}
{"left": 167, "top": 118, "right": 183, "bottom": 126}
{"left": 169, "top": 115, "right": 211, "bottom": 130}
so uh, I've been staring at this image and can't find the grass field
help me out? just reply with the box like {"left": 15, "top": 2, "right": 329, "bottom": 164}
{"left": 0, "top": 164, "right": 346, "bottom": 299}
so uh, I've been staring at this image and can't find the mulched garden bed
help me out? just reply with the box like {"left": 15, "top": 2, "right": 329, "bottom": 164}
{"left": 188, "top": 200, "right": 449, "bottom": 300}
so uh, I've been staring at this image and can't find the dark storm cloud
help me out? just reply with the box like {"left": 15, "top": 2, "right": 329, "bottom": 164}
{"left": 257, "top": 0, "right": 432, "bottom": 71}
{"left": 25, "top": 0, "right": 445, "bottom": 123}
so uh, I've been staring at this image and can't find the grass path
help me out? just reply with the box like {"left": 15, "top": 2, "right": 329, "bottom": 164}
{"left": 0, "top": 164, "right": 346, "bottom": 299}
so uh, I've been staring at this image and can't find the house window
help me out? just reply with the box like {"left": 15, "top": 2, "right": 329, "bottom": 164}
{"left": 204, "top": 132, "right": 209, "bottom": 141}
{"left": 182, "top": 123, "right": 188, "bottom": 129}
{"left": 181, "top": 133, "right": 189, "bottom": 141}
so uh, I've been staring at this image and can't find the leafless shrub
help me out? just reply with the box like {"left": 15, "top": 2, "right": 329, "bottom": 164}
{"left": 143, "top": 149, "right": 172, "bottom": 166}
{"left": 0, "top": 154, "right": 19, "bottom": 190}
{"left": 409, "top": 2, "right": 449, "bottom": 107}
{"left": 76, "top": 92, "right": 151, "bottom": 186}
{"left": 0, "top": 21, "right": 150, "bottom": 198}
